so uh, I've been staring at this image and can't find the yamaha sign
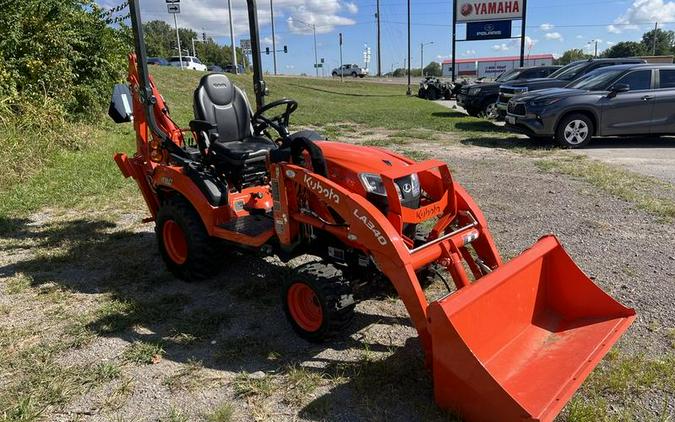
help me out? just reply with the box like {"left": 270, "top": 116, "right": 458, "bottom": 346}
{"left": 456, "top": 0, "right": 523, "bottom": 22}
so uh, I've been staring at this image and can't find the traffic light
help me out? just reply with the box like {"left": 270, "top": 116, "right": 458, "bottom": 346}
{"left": 202, "top": 32, "right": 206, "bottom": 41}
{"left": 266, "top": 47, "right": 270, "bottom": 55}
{"left": 283, "top": 45, "right": 288, "bottom": 53}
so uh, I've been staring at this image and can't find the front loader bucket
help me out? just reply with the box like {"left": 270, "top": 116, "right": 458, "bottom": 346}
{"left": 428, "top": 235, "right": 635, "bottom": 422}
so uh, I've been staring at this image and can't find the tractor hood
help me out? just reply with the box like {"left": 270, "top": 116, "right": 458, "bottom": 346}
{"left": 317, "top": 141, "right": 413, "bottom": 176}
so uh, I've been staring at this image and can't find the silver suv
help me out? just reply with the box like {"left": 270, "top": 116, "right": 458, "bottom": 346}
{"left": 331, "top": 64, "right": 368, "bottom": 78}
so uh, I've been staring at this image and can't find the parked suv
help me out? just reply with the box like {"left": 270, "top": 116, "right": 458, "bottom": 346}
{"left": 457, "top": 66, "right": 560, "bottom": 117}
{"left": 496, "top": 58, "right": 645, "bottom": 115}
{"left": 505, "top": 64, "right": 675, "bottom": 147}
{"left": 168, "top": 56, "right": 207, "bottom": 71}
{"left": 331, "top": 64, "right": 368, "bottom": 78}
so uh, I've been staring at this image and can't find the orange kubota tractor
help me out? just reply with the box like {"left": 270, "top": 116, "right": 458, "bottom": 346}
{"left": 110, "top": 1, "right": 635, "bottom": 420}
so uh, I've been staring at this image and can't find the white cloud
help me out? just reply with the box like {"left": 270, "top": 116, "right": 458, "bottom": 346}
{"left": 540, "top": 23, "right": 555, "bottom": 31}
{"left": 131, "top": 0, "right": 358, "bottom": 38}
{"left": 545, "top": 32, "right": 564, "bottom": 41}
{"left": 607, "top": 24, "right": 623, "bottom": 34}
{"left": 262, "top": 35, "right": 282, "bottom": 46}
{"left": 608, "top": 0, "right": 675, "bottom": 33}
{"left": 492, "top": 43, "right": 511, "bottom": 51}
{"left": 576, "top": 34, "right": 584, "bottom": 39}
{"left": 463, "top": 49, "right": 477, "bottom": 56}
{"left": 343, "top": 2, "right": 358, "bottom": 14}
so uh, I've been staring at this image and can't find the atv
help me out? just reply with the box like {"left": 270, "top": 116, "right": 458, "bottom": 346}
{"left": 108, "top": 1, "right": 636, "bottom": 420}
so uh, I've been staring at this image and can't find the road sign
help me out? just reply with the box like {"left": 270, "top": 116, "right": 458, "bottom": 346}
{"left": 321, "top": 58, "right": 325, "bottom": 63}
{"left": 167, "top": 4, "right": 180, "bottom": 13}
{"left": 466, "top": 20, "right": 512, "bottom": 40}
{"left": 165, "top": 0, "right": 180, "bottom": 3}
{"left": 456, "top": 0, "right": 523, "bottom": 23}
{"left": 313, "top": 64, "right": 323, "bottom": 68}
{"left": 240, "top": 39, "right": 251, "bottom": 54}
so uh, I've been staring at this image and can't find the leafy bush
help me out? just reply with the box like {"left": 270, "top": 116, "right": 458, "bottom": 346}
{"left": 0, "top": 0, "right": 128, "bottom": 115}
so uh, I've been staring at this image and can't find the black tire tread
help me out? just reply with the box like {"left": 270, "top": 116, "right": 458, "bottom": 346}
{"left": 282, "top": 262, "right": 355, "bottom": 343}
{"left": 156, "top": 196, "right": 222, "bottom": 281}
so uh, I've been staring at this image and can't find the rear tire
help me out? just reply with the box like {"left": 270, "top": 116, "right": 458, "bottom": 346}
{"left": 332, "top": 71, "right": 338, "bottom": 77}
{"left": 282, "top": 262, "right": 355, "bottom": 343}
{"left": 555, "top": 114, "right": 593, "bottom": 148}
{"left": 466, "top": 107, "right": 480, "bottom": 117}
{"left": 156, "top": 197, "right": 222, "bottom": 281}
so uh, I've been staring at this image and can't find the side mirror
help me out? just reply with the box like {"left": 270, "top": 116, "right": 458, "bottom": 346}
{"left": 108, "top": 84, "right": 133, "bottom": 123}
{"left": 608, "top": 83, "right": 630, "bottom": 97}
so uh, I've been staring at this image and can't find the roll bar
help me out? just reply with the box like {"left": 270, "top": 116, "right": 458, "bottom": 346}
{"left": 127, "top": 0, "right": 267, "bottom": 146}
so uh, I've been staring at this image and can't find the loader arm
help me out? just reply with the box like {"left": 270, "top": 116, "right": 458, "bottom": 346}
{"left": 272, "top": 160, "right": 635, "bottom": 422}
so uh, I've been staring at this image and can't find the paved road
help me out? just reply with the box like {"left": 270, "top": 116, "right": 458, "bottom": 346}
{"left": 434, "top": 100, "right": 675, "bottom": 185}
{"left": 571, "top": 137, "right": 675, "bottom": 185}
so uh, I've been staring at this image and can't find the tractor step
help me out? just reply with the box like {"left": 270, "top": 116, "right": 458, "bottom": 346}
{"left": 218, "top": 214, "right": 274, "bottom": 237}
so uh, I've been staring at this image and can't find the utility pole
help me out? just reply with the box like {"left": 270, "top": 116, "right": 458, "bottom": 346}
{"left": 293, "top": 18, "right": 319, "bottom": 77}
{"left": 173, "top": 14, "right": 183, "bottom": 69}
{"left": 587, "top": 40, "right": 598, "bottom": 58}
{"left": 653, "top": 22, "right": 659, "bottom": 55}
{"left": 406, "top": 0, "right": 411, "bottom": 95}
{"left": 376, "top": 0, "right": 382, "bottom": 77}
{"left": 421, "top": 41, "right": 433, "bottom": 77}
{"left": 339, "top": 33, "right": 344, "bottom": 82}
{"left": 519, "top": 0, "right": 528, "bottom": 67}
{"left": 228, "top": 0, "right": 238, "bottom": 74}
{"left": 312, "top": 23, "right": 318, "bottom": 77}
{"left": 270, "top": 0, "right": 277, "bottom": 75}
{"left": 451, "top": 0, "right": 457, "bottom": 82}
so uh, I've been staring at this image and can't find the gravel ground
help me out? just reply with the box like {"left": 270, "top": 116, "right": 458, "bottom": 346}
{"left": 0, "top": 134, "right": 673, "bottom": 421}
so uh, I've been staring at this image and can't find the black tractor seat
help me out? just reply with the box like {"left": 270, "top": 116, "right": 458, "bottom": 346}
{"left": 191, "top": 73, "right": 277, "bottom": 188}
{"left": 208, "top": 136, "right": 274, "bottom": 164}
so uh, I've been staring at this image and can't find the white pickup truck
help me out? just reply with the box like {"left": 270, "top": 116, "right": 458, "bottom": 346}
{"left": 331, "top": 64, "right": 368, "bottom": 78}
{"left": 168, "top": 56, "right": 207, "bottom": 71}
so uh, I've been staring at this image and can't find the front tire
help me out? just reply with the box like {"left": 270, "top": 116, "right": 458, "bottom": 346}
{"left": 332, "top": 71, "right": 338, "bottom": 77}
{"left": 555, "top": 114, "right": 593, "bottom": 148}
{"left": 351, "top": 72, "right": 358, "bottom": 78}
{"left": 156, "top": 197, "right": 222, "bottom": 281}
{"left": 282, "top": 262, "right": 355, "bottom": 343}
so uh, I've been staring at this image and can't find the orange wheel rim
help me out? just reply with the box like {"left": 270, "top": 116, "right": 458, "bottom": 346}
{"left": 163, "top": 220, "right": 187, "bottom": 264}
{"left": 287, "top": 283, "right": 323, "bottom": 332}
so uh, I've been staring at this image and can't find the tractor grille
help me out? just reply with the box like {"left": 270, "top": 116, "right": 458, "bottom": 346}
{"left": 507, "top": 101, "right": 526, "bottom": 116}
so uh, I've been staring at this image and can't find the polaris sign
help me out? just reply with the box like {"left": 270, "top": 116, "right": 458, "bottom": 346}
{"left": 456, "top": 0, "right": 523, "bottom": 22}
{"left": 466, "top": 20, "right": 512, "bottom": 40}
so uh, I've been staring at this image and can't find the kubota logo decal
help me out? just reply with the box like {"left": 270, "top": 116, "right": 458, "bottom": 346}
{"left": 416, "top": 204, "right": 441, "bottom": 220}
{"left": 353, "top": 208, "right": 388, "bottom": 246}
{"left": 304, "top": 174, "right": 340, "bottom": 205}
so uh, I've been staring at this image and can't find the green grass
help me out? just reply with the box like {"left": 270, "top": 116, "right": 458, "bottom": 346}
{"left": 149, "top": 67, "right": 495, "bottom": 135}
{"left": 565, "top": 349, "right": 675, "bottom": 421}
{"left": 204, "top": 402, "right": 235, "bottom": 422}
{"left": 122, "top": 340, "right": 165, "bottom": 365}
{"left": 536, "top": 155, "right": 675, "bottom": 220}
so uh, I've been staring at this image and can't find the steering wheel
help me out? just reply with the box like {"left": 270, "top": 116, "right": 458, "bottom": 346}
{"left": 252, "top": 98, "right": 298, "bottom": 140}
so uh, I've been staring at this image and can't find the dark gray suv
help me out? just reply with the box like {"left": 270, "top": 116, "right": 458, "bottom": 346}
{"left": 505, "top": 64, "right": 675, "bottom": 147}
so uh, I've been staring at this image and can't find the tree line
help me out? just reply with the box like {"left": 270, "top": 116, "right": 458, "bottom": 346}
{"left": 143, "top": 20, "right": 249, "bottom": 69}
{"left": 556, "top": 28, "right": 675, "bottom": 65}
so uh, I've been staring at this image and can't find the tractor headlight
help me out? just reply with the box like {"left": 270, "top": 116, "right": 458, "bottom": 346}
{"left": 360, "top": 173, "right": 388, "bottom": 196}
{"left": 359, "top": 173, "right": 421, "bottom": 199}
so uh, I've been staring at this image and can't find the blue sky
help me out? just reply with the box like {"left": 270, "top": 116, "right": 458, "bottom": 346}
{"left": 104, "top": 0, "right": 675, "bottom": 74}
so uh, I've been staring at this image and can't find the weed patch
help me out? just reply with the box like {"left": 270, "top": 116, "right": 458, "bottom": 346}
{"left": 536, "top": 155, "right": 675, "bottom": 220}
{"left": 122, "top": 340, "right": 165, "bottom": 365}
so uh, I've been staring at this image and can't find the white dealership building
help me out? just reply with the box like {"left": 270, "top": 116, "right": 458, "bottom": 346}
{"left": 442, "top": 54, "right": 555, "bottom": 79}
